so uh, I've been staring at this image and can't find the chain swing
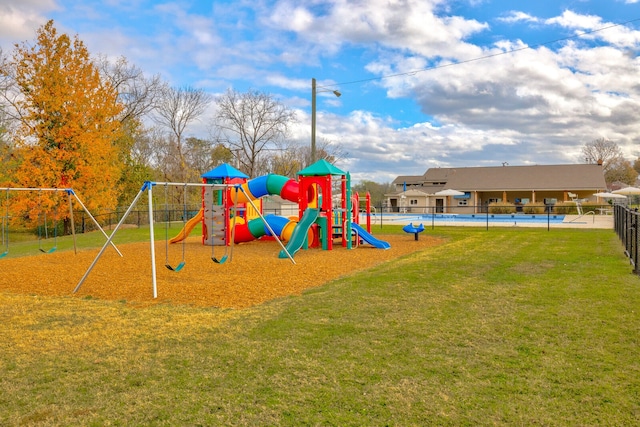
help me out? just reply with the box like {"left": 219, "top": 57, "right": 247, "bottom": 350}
{"left": 38, "top": 190, "right": 58, "bottom": 254}
{"left": 164, "top": 183, "right": 186, "bottom": 272}
{"left": 212, "top": 185, "right": 239, "bottom": 264}
{"left": 210, "top": 185, "right": 227, "bottom": 263}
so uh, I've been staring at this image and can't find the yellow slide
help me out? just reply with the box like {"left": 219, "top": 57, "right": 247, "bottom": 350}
{"left": 169, "top": 208, "right": 204, "bottom": 244}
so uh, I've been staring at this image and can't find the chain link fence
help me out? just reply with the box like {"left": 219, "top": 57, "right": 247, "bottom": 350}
{"left": 69, "top": 204, "right": 202, "bottom": 234}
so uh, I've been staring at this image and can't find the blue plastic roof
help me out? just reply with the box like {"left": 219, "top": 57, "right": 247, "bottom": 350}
{"left": 202, "top": 163, "right": 249, "bottom": 179}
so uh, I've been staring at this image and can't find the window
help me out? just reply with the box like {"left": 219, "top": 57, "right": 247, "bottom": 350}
{"left": 457, "top": 199, "right": 468, "bottom": 206}
{"left": 410, "top": 199, "right": 418, "bottom": 205}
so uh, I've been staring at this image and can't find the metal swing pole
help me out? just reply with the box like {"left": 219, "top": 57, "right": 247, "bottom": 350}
{"left": 0, "top": 186, "right": 122, "bottom": 256}
{"left": 148, "top": 182, "right": 158, "bottom": 298}
{"left": 74, "top": 182, "right": 150, "bottom": 294}
{"left": 68, "top": 190, "right": 123, "bottom": 257}
{"left": 66, "top": 190, "right": 77, "bottom": 255}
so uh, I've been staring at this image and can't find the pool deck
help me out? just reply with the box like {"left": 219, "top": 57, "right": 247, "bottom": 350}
{"left": 373, "top": 214, "right": 614, "bottom": 229}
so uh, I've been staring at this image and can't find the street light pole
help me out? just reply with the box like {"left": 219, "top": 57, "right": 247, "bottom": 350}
{"left": 311, "top": 77, "right": 317, "bottom": 163}
{"left": 311, "top": 77, "right": 341, "bottom": 164}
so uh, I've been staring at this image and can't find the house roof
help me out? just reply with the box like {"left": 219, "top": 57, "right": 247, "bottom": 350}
{"left": 419, "top": 164, "right": 606, "bottom": 191}
{"left": 392, "top": 175, "right": 425, "bottom": 186}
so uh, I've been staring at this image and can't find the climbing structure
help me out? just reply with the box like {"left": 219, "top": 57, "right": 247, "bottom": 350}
{"left": 176, "top": 160, "right": 388, "bottom": 254}
{"left": 296, "top": 159, "right": 352, "bottom": 250}
{"left": 201, "top": 163, "right": 249, "bottom": 246}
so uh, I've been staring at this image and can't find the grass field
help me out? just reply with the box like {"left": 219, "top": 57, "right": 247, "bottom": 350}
{"left": 1, "top": 226, "right": 639, "bottom": 425}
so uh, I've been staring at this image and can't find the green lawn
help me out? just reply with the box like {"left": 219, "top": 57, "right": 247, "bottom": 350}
{"left": 1, "top": 227, "right": 639, "bottom": 426}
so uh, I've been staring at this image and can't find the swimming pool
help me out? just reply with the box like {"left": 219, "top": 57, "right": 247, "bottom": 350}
{"left": 380, "top": 213, "right": 566, "bottom": 224}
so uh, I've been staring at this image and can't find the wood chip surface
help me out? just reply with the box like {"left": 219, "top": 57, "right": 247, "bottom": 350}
{"left": 0, "top": 234, "right": 441, "bottom": 308}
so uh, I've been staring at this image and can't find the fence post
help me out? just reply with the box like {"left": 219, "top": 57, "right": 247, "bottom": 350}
{"left": 616, "top": 205, "right": 640, "bottom": 276}
{"left": 627, "top": 210, "right": 632, "bottom": 258}
{"left": 634, "top": 213, "right": 639, "bottom": 274}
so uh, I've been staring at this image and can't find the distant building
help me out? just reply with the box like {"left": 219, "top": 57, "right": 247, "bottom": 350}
{"left": 387, "top": 164, "right": 606, "bottom": 213}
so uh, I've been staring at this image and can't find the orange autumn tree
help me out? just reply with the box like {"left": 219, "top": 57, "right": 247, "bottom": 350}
{"left": 9, "top": 20, "right": 124, "bottom": 231}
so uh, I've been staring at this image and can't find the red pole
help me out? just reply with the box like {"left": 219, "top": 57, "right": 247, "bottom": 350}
{"left": 201, "top": 178, "right": 206, "bottom": 245}
{"left": 353, "top": 192, "right": 360, "bottom": 225}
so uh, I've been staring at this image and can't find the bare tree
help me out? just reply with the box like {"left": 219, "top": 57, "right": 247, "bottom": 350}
{"left": 0, "top": 47, "right": 24, "bottom": 126}
{"left": 213, "top": 89, "right": 295, "bottom": 178}
{"left": 302, "top": 136, "right": 347, "bottom": 168}
{"left": 633, "top": 157, "right": 640, "bottom": 175}
{"left": 605, "top": 158, "right": 638, "bottom": 186}
{"left": 582, "top": 137, "right": 624, "bottom": 174}
{"left": 154, "top": 86, "right": 212, "bottom": 182}
{"left": 269, "top": 137, "right": 347, "bottom": 175}
{"left": 267, "top": 141, "right": 305, "bottom": 177}
{"left": 0, "top": 47, "right": 9, "bottom": 97}
{"left": 184, "top": 136, "right": 217, "bottom": 177}
{"left": 0, "top": 106, "right": 14, "bottom": 183}
{"left": 352, "top": 180, "right": 395, "bottom": 206}
{"left": 95, "top": 55, "right": 164, "bottom": 124}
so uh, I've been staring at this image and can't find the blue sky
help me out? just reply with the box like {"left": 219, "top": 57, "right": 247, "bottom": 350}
{"left": 1, "top": 0, "right": 640, "bottom": 183}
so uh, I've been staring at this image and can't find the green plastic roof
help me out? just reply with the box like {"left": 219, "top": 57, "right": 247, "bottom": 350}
{"left": 297, "top": 159, "right": 346, "bottom": 176}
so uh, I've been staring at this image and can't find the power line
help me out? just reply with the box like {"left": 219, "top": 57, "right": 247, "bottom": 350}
{"left": 317, "top": 17, "right": 640, "bottom": 90}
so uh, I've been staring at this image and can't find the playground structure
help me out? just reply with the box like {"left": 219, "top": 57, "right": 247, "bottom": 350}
{"left": 172, "top": 160, "right": 390, "bottom": 253}
{"left": 75, "top": 160, "right": 390, "bottom": 299}
{"left": 0, "top": 187, "right": 121, "bottom": 258}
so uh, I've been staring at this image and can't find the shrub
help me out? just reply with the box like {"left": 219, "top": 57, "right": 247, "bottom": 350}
{"left": 523, "top": 202, "right": 546, "bottom": 214}
{"left": 488, "top": 201, "right": 516, "bottom": 214}
{"left": 553, "top": 201, "right": 579, "bottom": 215}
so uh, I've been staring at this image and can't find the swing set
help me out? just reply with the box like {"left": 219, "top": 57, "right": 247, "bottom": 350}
{"left": 163, "top": 183, "right": 187, "bottom": 272}
{"left": 75, "top": 180, "right": 295, "bottom": 299}
{"left": 210, "top": 185, "right": 240, "bottom": 264}
{"left": 37, "top": 190, "right": 59, "bottom": 254}
{"left": 0, "top": 187, "right": 122, "bottom": 259}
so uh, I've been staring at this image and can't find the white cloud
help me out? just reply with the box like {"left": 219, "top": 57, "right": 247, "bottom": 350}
{"left": 259, "top": 3, "right": 640, "bottom": 181}
{"left": 545, "top": 10, "right": 603, "bottom": 29}
{"left": 326, "top": 7, "right": 640, "bottom": 178}
{"left": 2, "top": 1, "right": 640, "bottom": 183}
{"left": 498, "top": 11, "right": 540, "bottom": 24}
{"left": 0, "top": 0, "right": 58, "bottom": 44}
{"left": 545, "top": 10, "right": 640, "bottom": 48}
{"left": 267, "top": 0, "right": 488, "bottom": 59}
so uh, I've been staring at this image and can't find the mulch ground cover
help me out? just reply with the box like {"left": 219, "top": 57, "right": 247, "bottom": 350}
{"left": 0, "top": 234, "right": 442, "bottom": 308}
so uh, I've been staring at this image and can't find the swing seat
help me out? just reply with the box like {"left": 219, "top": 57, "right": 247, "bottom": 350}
{"left": 39, "top": 247, "right": 57, "bottom": 254}
{"left": 0, "top": 251, "right": 7, "bottom": 259}
{"left": 165, "top": 261, "right": 186, "bottom": 272}
{"left": 212, "top": 255, "right": 228, "bottom": 264}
